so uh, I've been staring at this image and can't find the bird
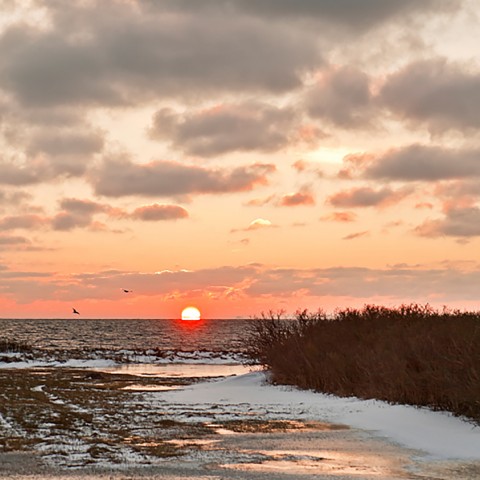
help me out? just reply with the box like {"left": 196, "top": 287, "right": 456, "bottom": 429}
{"left": 72, "top": 308, "right": 80, "bottom": 315}
{"left": 122, "top": 289, "right": 132, "bottom": 293}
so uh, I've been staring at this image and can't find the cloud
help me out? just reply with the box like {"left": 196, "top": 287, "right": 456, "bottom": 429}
{"left": 28, "top": 129, "right": 104, "bottom": 157}
{"left": 93, "top": 157, "right": 275, "bottom": 198}
{"left": 0, "top": 1, "right": 321, "bottom": 108}
{"left": 416, "top": 207, "right": 480, "bottom": 238}
{"left": 279, "top": 188, "right": 315, "bottom": 206}
{"left": 0, "top": 190, "right": 31, "bottom": 206}
{"left": 362, "top": 145, "right": 480, "bottom": 181}
{"left": 247, "top": 218, "right": 274, "bottom": 231}
{"left": 343, "top": 230, "right": 369, "bottom": 240}
{"left": 0, "top": 157, "right": 52, "bottom": 186}
{"left": 380, "top": 58, "right": 480, "bottom": 133}
{"left": 150, "top": 102, "right": 297, "bottom": 156}
{"left": 209, "top": 0, "right": 458, "bottom": 31}
{"left": 0, "top": 214, "right": 46, "bottom": 230}
{"left": 231, "top": 218, "right": 276, "bottom": 233}
{"left": 321, "top": 211, "right": 357, "bottom": 222}
{"left": 328, "top": 186, "right": 410, "bottom": 208}
{"left": 0, "top": 235, "right": 30, "bottom": 245}
{"left": 51, "top": 198, "right": 111, "bottom": 231}
{"left": 131, "top": 204, "right": 189, "bottom": 221}
{"left": 306, "top": 66, "right": 373, "bottom": 128}
{"left": 4, "top": 262, "right": 480, "bottom": 308}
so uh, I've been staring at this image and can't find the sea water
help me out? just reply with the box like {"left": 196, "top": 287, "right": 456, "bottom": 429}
{"left": 0, "top": 318, "right": 253, "bottom": 367}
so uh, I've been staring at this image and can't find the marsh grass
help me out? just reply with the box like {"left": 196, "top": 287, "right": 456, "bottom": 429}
{"left": 246, "top": 304, "right": 480, "bottom": 423}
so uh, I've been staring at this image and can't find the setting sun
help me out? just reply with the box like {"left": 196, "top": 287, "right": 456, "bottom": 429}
{"left": 181, "top": 306, "right": 201, "bottom": 321}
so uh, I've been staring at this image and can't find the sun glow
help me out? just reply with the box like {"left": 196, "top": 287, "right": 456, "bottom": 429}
{"left": 181, "top": 306, "right": 201, "bottom": 321}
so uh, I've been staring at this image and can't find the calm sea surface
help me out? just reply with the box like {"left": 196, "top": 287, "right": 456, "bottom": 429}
{"left": 0, "top": 319, "right": 252, "bottom": 353}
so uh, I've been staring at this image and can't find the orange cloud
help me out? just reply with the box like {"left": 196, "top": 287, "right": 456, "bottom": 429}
{"left": 279, "top": 189, "right": 315, "bottom": 207}
{"left": 322, "top": 211, "right": 357, "bottom": 222}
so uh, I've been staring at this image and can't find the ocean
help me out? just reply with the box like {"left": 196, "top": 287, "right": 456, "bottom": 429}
{"left": 0, "top": 318, "right": 253, "bottom": 366}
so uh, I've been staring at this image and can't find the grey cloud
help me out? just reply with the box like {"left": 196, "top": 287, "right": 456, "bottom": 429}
{"left": 0, "top": 235, "right": 30, "bottom": 245}
{"left": 0, "top": 2, "right": 321, "bottom": 108}
{"left": 0, "top": 214, "right": 46, "bottom": 230}
{"left": 51, "top": 198, "right": 110, "bottom": 231}
{"left": 160, "top": 0, "right": 458, "bottom": 30}
{"left": 51, "top": 213, "right": 92, "bottom": 231}
{"left": 364, "top": 145, "right": 480, "bottom": 181}
{"left": 0, "top": 158, "right": 51, "bottom": 186}
{"left": 28, "top": 129, "right": 104, "bottom": 157}
{"left": 4, "top": 262, "right": 480, "bottom": 305}
{"left": 246, "top": 265, "right": 480, "bottom": 302}
{"left": 59, "top": 198, "right": 107, "bottom": 215}
{"left": 306, "top": 66, "right": 373, "bottom": 128}
{"left": 416, "top": 207, "right": 480, "bottom": 238}
{"left": 380, "top": 58, "right": 480, "bottom": 133}
{"left": 93, "top": 158, "right": 275, "bottom": 198}
{"left": 0, "top": 154, "right": 93, "bottom": 186}
{"left": 328, "top": 186, "right": 410, "bottom": 208}
{"left": 150, "top": 102, "right": 296, "bottom": 156}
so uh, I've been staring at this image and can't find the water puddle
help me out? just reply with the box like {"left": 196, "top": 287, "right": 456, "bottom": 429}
{"left": 120, "top": 384, "right": 180, "bottom": 391}
{"left": 222, "top": 449, "right": 401, "bottom": 477}
{"left": 94, "top": 363, "right": 252, "bottom": 378}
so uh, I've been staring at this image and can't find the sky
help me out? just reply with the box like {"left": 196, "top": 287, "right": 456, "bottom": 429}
{"left": 1, "top": 0, "right": 480, "bottom": 319}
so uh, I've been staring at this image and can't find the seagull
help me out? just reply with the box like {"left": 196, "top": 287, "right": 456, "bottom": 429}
{"left": 72, "top": 307, "right": 80, "bottom": 315}
{"left": 122, "top": 289, "right": 132, "bottom": 293}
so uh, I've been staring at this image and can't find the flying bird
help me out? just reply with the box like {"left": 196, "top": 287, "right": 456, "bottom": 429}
{"left": 122, "top": 289, "right": 132, "bottom": 293}
{"left": 72, "top": 308, "right": 80, "bottom": 315}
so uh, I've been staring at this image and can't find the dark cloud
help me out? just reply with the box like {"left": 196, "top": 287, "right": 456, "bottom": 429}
{"left": 162, "top": 0, "right": 458, "bottom": 30}
{"left": 363, "top": 145, "right": 480, "bottom": 181}
{"left": 306, "top": 66, "right": 373, "bottom": 128}
{"left": 380, "top": 58, "right": 480, "bottom": 133}
{"left": 328, "top": 186, "right": 410, "bottom": 208}
{"left": 93, "top": 157, "right": 275, "bottom": 198}
{"left": 150, "top": 102, "right": 296, "bottom": 156}
{"left": 416, "top": 207, "right": 480, "bottom": 238}
{"left": 0, "top": 1, "right": 321, "bottom": 108}
{"left": 131, "top": 204, "right": 189, "bottom": 221}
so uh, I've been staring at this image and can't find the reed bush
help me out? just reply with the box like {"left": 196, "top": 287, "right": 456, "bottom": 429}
{"left": 245, "top": 304, "right": 480, "bottom": 424}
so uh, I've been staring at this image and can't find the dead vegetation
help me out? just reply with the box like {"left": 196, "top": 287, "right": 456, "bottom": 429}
{"left": 246, "top": 304, "right": 480, "bottom": 424}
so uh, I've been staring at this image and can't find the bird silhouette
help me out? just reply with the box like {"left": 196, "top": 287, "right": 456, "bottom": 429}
{"left": 122, "top": 289, "right": 132, "bottom": 293}
{"left": 72, "top": 307, "right": 80, "bottom": 315}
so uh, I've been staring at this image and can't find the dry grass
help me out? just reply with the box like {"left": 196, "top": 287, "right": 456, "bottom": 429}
{"left": 245, "top": 304, "right": 480, "bottom": 423}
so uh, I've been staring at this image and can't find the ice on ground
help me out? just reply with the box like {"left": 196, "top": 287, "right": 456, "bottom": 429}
{"left": 154, "top": 371, "right": 480, "bottom": 461}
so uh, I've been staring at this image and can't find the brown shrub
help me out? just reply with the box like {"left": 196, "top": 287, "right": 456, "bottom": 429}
{"left": 245, "top": 304, "right": 480, "bottom": 424}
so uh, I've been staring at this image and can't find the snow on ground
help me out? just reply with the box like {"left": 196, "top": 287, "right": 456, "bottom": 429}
{"left": 155, "top": 371, "right": 480, "bottom": 461}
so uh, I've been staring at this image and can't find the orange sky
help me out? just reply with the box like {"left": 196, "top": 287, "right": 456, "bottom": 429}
{"left": 1, "top": 1, "right": 480, "bottom": 318}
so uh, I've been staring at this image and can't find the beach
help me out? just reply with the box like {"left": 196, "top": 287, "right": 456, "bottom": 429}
{"left": 1, "top": 364, "right": 480, "bottom": 479}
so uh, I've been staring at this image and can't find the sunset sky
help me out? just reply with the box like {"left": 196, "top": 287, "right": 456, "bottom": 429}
{"left": 1, "top": 0, "right": 480, "bottom": 318}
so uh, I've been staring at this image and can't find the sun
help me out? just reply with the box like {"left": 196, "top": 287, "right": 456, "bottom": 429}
{"left": 181, "top": 306, "right": 201, "bottom": 321}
